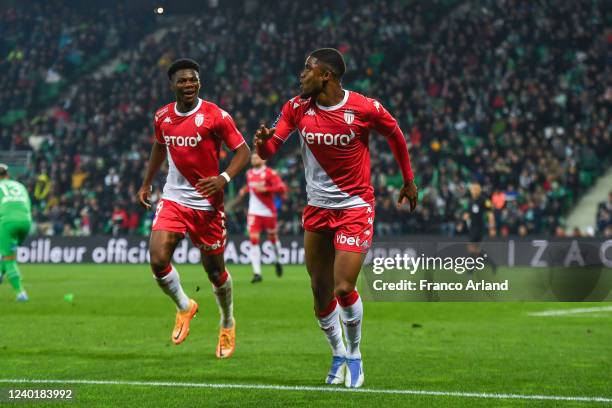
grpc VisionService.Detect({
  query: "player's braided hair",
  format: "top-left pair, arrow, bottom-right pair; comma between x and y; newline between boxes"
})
310,48 -> 346,79
167,58 -> 200,80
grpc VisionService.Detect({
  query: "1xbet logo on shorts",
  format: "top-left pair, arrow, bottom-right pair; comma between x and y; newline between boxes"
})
336,233 -> 370,249
197,239 -> 225,251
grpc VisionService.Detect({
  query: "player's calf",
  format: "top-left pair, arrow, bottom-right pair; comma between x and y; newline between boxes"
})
249,235 -> 262,281
210,269 -> 234,329
268,234 -> 283,277
153,264 -> 191,311
317,299 -> 347,384
2,258 -> 26,298
337,290 -> 363,359
336,291 -> 364,387
151,263 -> 196,345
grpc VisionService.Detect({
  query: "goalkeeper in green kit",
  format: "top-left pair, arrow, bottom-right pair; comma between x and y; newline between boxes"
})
0,164 -> 31,301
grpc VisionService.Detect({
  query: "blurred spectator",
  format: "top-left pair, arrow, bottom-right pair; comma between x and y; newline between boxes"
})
596,192 -> 612,236
110,204 -> 128,237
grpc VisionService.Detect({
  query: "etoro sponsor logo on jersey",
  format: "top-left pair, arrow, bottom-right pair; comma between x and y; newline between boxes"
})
300,127 -> 356,146
163,133 -> 203,147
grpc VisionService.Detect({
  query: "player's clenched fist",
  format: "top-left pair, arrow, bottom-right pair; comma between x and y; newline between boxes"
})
253,124 -> 276,148
196,176 -> 227,197
137,184 -> 152,209
397,180 -> 418,212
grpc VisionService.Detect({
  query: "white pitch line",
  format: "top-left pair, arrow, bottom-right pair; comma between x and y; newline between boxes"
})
528,306 -> 612,317
0,379 -> 611,403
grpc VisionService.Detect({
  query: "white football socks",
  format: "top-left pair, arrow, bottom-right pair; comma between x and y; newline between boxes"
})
339,293 -> 363,359
318,300 -> 347,357
250,243 -> 262,275
271,240 -> 282,263
213,271 -> 234,329
156,264 -> 190,311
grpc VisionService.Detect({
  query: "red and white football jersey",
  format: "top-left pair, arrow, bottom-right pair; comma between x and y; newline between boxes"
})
267,90 -> 412,209
153,98 -> 245,211
244,166 -> 287,216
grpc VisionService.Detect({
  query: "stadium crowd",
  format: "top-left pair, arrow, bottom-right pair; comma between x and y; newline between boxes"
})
0,1 -> 154,130
1,0 -> 610,237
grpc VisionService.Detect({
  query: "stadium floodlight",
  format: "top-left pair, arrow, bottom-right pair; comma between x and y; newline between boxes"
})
154,6 -> 164,14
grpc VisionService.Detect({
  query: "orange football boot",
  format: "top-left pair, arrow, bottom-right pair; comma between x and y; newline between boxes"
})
172,299 -> 198,345
216,319 -> 236,358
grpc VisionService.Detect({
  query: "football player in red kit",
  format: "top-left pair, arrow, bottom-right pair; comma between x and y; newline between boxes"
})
255,49 -> 417,387
138,58 -> 249,358
239,152 -> 288,283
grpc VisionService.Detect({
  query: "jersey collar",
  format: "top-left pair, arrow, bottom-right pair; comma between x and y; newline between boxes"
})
316,89 -> 349,111
174,98 -> 202,117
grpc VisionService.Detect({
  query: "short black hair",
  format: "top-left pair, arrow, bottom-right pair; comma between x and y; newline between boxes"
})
167,58 -> 200,80
310,48 -> 346,78
0,163 -> 7,177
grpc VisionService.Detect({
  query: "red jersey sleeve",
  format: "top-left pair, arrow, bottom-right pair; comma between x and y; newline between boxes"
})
273,99 -> 297,141
154,112 -> 165,145
257,99 -> 297,159
367,98 -> 414,182
367,97 -> 399,136
214,107 -> 246,151
266,169 -> 288,193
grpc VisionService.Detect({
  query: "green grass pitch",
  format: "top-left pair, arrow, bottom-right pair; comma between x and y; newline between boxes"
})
1,264 -> 611,407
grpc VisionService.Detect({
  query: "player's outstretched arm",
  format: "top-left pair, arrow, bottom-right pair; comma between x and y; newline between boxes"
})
196,143 -> 250,197
254,124 -> 280,159
138,141 -> 167,209
255,98 -> 297,158
267,171 -> 288,193
238,185 -> 248,198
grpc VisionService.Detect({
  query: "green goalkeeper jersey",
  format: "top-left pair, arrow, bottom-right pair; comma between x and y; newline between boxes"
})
0,179 -> 32,222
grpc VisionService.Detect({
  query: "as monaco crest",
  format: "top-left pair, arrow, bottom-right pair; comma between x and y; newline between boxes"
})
195,113 -> 204,127
344,110 -> 355,125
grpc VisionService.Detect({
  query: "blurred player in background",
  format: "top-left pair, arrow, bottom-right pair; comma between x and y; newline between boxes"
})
138,59 -> 249,358
0,164 -> 32,301
239,152 -> 288,283
463,182 -> 497,272
255,48 -> 418,388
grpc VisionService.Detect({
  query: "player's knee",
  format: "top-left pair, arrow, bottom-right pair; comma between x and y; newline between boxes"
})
2,259 -> 18,274
207,267 -> 227,287
334,282 -> 356,299
268,232 -> 277,243
150,253 -> 171,277
249,235 -> 260,245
